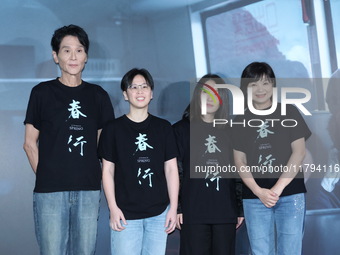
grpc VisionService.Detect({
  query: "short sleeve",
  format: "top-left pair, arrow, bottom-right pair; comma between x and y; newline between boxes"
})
97,87 -> 115,129
24,86 -> 42,130
164,122 -> 179,161
172,120 -> 186,162
231,115 -> 247,152
287,105 -> 312,142
98,120 -> 116,163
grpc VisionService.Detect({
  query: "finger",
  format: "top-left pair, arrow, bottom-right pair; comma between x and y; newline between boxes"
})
116,220 -> 126,231
164,218 -> 170,228
121,216 -> 127,226
166,221 -> 176,234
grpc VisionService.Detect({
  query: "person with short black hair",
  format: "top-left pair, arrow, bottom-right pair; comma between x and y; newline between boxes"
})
23,24 -> 115,255
233,62 -> 311,255
99,68 -> 179,255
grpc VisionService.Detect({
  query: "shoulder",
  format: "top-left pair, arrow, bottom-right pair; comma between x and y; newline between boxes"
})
31,79 -> 57,92
83,81 -> 109,96
279,103 -> 304,118
150,114 -> 172,127
172,118 -> 189,130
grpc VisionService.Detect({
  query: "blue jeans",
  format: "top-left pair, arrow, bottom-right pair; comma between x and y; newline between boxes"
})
33,191 -> 101,255
111,207 -> 169,255
243,193 -> 305,255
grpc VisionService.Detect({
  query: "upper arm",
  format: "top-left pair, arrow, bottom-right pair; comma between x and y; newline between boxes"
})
164,158 -> 178,173
291,137 -> 306,157
233,149 -> 247,167
102,158 -> 115,175
24,124 -> 39,146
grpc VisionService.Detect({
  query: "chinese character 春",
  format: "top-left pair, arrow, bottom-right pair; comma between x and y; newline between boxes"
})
134,133 -> 153,154
256,121 -> 274,139
68,100 -> 87,119
205,135 -> 221,154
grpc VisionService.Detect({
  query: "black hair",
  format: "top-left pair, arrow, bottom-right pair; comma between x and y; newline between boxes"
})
189,74 -> 229,121
121,68 -> 154,91
51,24 -> 89,54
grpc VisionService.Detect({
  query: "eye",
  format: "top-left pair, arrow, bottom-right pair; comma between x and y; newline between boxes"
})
248,83 -> 257,87
142,84 -> 149,89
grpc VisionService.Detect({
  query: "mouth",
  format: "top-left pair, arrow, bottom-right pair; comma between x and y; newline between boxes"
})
255,93 -> 266,98
136,97 -> 145,101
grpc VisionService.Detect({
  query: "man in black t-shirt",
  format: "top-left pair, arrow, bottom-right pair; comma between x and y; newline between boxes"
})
23,25 -> 114,255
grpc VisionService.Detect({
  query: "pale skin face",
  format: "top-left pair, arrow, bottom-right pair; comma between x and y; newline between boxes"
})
248,76 -> 274,110
201,79 -> 220,122
123,74 -> 153,110
52,35 -> 87,80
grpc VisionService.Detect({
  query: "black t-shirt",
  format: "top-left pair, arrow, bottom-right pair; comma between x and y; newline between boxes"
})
24,78 -> 115,192
173,118 -> 238,224
232,104 -> 311,199
98,114 -> 178,220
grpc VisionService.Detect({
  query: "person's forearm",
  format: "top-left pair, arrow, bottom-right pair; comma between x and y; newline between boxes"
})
165,159 -> 179,209
272,138 -> 306,195
23,142 -> 39,173
234,150 -> 261,196
102,161 -> 119,211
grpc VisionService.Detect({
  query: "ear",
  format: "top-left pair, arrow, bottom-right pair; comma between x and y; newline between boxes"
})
52,51 -> 58,64
123,91 -> 129,101
151,90 -> 153,99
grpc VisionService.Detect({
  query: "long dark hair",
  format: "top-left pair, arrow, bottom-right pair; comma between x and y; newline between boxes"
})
188,74 -> 229,121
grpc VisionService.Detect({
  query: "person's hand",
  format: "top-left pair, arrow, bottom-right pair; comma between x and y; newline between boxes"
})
176,214 -> 183,230
236,217 -> 244,229
270,184 -> 284,197
165,207 -> 177,234
255,188 -> 279,208
109,207 -> 127,231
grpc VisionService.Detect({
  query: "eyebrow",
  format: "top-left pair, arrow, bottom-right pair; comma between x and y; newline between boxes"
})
60,45 -> 85,49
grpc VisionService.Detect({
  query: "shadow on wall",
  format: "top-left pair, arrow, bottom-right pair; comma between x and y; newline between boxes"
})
157,81 -> 191,124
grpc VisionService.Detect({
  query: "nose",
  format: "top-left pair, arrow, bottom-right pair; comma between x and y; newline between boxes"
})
70,50 -> 76,60
206,95 -> 214,102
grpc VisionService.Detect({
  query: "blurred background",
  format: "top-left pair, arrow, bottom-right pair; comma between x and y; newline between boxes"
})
1,0 -> 340,254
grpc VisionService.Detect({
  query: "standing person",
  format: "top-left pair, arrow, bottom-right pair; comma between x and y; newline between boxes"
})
23,24 -> 115,255
173,74 -> 243,255
232,62 -> 311,255
98,68 -> 179,255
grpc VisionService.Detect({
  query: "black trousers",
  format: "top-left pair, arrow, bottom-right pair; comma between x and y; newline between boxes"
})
179,223 -> 236,255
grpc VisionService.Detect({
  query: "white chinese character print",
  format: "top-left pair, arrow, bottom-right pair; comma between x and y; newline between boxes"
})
137,168 -> 154,187
134,133 -> 153,154
67,135 -> 87,156
205,171 -> 221,191
68,100 -> 87,119
204,135 -> 221,154
256,121 -> 274,139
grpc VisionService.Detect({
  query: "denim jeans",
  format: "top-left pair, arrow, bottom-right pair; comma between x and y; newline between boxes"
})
243,193 -> 305,255
111,206 -> 169,255
33,191 -> 101,255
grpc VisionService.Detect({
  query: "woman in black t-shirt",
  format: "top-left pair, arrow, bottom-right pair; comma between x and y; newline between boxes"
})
173,74 -> 243,255
99,68 -> 179,255
232,62 -> 311,255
